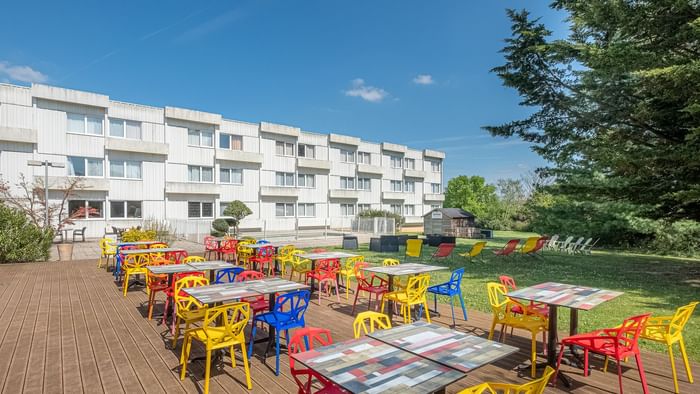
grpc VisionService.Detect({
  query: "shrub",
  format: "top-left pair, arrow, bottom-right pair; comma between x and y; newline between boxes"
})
121,228 -> 156,242
357,209 -> 405,229
222,201 -> 252,235
0,203 -> 53,263
142,217 -> 176,243
211,218 -> 230,237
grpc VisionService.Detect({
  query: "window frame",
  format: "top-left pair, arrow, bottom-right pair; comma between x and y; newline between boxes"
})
109,200 -> 143,219
297,144 -> 315,159
357,177 -> 371,191
67,112 -> 104,136
404,204 -> 415,216
275,171 -> 296,187
68,199 -> 105,219
275,202 -> 296,217
188,201 -> 214,218
297,173 -> 315,188
404,158 -> 416,170
340,176 -> 355,190
390,180 -> 403,192
431,183 -> 442,194
275,141 -> 296,157
339,149 -> 355,163
187,129 -> 215,148
390,155 -> 403,169
297,203 -> 316,217
219,167 -> 243,185
67,156 -> 104,178
390,204 -> 402,215
340,203 -> 356,217
358,203 -> 371,213
219,133 -> 243,150
188,165 -> 214,183
404,180 -> 415,193
357,151 -> 371,165
430,160 -> 442,172
109,118 -> 142,140
109,159 -> 142,180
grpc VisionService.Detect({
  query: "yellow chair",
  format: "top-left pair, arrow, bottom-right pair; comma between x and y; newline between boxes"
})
487,283 -> 548,378
275,245 -> 295,276
383,258 -> 406,289
458,366 -> 555,394
121,254 -> 149,296
184,255 -> 205,263
381,274 -> 431,324
518,237 -> 540,256
288,251 -> 312,282
172,276 -> 209,348
405,239 -> 423,260
97,238 -> 116,268
339,256 -> 364,299
459,241 -> 487,262
237,243 -> 253,268
353,311 -> 392,338
180,302 -> 252,393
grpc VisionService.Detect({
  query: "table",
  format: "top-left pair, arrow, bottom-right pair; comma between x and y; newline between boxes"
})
61,228 -> 74,242
120,247 -> 188,263
363,263 -> 447,320
507,282 -> 623,385
301,252 -> 359,294
291,336 -> 465,394
187,260 -> 236,282
368,321 -> 518,373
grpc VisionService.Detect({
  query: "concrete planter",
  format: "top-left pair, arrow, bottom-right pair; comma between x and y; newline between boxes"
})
57,243 -> 74,261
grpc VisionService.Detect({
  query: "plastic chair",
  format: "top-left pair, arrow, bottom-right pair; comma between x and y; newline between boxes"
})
214,266 -> 245,284
554,314 -> 652,394
382,258 -> 405,289
257,239 -> 270,244
498,276 -> 549,320
518,237 -> 540,256
338,256 -> 364,300
218,239 -> 238,262
235,270 -> 268,320
458,366 -> 555,394
249,245 -> 275,276
634,302 -> 698,393
381,274 -> 431,324
249,289 -> 311,375
352,261 -> 389,315
121,254 -> 149,296
180,302 -> 252,393
237,242 -> 254,267
171,276 -> 209,348
288,251 -> 311,282
203,236 -> 220,260
114,244 -> 137,280
305,258 -> 340,305
431,243 -> 455,261
494,239 -> 520,258
275,245 -> 295,276
97,238 -> 116,268
487,282 -> 547,378
288,327 -> 344,394
311,248 -> 327,253
427,268 -> 468,326
162,271 -> 206,330
146,257 -> 170,319
459,241 -> 487,262
184,255 -> 205,263
353,311 -> 392,338
404,239 -> 423,260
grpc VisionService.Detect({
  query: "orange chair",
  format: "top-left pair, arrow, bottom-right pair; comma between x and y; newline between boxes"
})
146,257 -> 170,319
494,239 -> 520,258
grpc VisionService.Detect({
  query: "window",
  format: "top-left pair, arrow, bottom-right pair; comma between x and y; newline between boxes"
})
275,172 -> 295,187
340,176 -> 355,190
357,178 -> 371,191
431,204 -> 441,210
219,168 -> 243,184
297,174 -> 315,188
110,201 -> 142,218
67,156 -> 103,177
404,204 -> 415,216
67,113 -> 103,135
357,151 -> 371,165
297,144 -> 315,158
404,180 -> 415,193
390,204 -> 402,215
390,155 -> 403,169
431,183 -> 442,193
340,149 -> 355,163
188,201 -> 214,218
188,129 -> 214,147
68,200 -> 104,219
275,141 -> 295,156
109,160 -> 142,179
109,118 -> 141,139
275,203 -> 295,217
358,204 -> 371,213
404,158 -> 415,170
340,203 -> 355,216
219,134 -> 243,150
298,203 -> 315,217
431,160 -> 442,172
390,180 -> 403,192
188,166 -> 214,182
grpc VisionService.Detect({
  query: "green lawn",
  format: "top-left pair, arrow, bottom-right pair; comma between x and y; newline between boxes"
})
314,231 -> 700,361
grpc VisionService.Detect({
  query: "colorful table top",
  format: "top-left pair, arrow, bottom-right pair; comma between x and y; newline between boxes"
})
291,336 -> 465,394
184,278 -> 308,304
117,241 -> 162,246
240,278 -> 309,294
368,322 -> 518,373
186,261 -> 235,270
146,264 -> 201,274
507,282 -> 623,311
363,263 -> 447,276
120,247 -> 186,255
302,251 -> 359,260
247,242 -> 290,249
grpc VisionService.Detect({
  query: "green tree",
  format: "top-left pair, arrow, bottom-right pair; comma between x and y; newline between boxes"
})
0,203 -> 54,263
486,2 -> 700,222
444,176 -> 499,226
222,200 -> 252,236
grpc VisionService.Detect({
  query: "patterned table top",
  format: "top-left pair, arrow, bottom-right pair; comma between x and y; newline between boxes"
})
186,261 -> 235,270
363,263 -> 447,276
146,264 -> 201,274
368,322 -> 518,373
291,336 -> 464,394
184,278 -> 308,304
239,278 -> 309,294
507,282 -> 624,311
302,251 -> 359,260
120,247 -> 186,255
117,241 -> 162,246
247,242 -> 290,249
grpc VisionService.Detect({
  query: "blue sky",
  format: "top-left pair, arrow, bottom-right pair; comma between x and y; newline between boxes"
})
0,1 -> 567,184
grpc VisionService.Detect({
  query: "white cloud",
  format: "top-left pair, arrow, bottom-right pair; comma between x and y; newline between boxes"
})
0,61 -> 48,83
343,78 -> 389,103
412,74 -> 434,85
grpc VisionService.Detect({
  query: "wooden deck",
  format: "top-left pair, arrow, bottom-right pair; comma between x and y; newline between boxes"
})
0,259 -> 696,393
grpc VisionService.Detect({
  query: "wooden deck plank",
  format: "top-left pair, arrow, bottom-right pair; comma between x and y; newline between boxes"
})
43,263 -> 64,393
23,264 -> 52,393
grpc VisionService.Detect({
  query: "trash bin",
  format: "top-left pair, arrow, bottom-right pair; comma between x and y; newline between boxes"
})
342,234 -> 359,250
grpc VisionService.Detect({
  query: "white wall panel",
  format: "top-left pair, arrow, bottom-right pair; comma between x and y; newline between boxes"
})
66,134 -> 105,158
0,103 -> 34,129
0,84 -> 32,106
35,108 -> 67,154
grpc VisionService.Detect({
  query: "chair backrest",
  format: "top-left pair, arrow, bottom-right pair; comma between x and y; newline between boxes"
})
204,236 -> 219,251
533,237 -> 548,252
173,276 -> 209,311
561,236 -> 574,247
469,241 -> 487,257
571,237 -> 584,247
238,243 -> 253,253
215,267 -> 245,284
521,237 -> 539,252
667,301 -> 699,338
383,258 -> 400,266
615,313 -> 652,355
316,258 -> 340,275
254,245 -> 275,259
498,275 -> 517,291
151,243 -> 168,248
172,271 -> 205,284
122,253 -> 148,269
99,238 -> 116,253
278,245 -> 295,257
405,274 -> 431,303
288,327 -> 333,366
184,256 -> 205,263
447,268 -> 465,292
433,243 -> 455,258
353,311 -> 392,338
405,239 -> 423,258
511,366 -> 555,394
219,239 -> 238,252
344,255 -> 364,270
236,270 -> 264,281
353,261 -> 370,282
487,283 -> 510,315
257,239 -> 270,244
502,239 -> 520,253
547,235 -> 559,247
274,289 -> 311,325
581,237 -> 593,247
202,302 -> 250,340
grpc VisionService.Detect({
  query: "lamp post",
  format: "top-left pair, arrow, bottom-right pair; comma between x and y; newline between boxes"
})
27,160 -> 65,228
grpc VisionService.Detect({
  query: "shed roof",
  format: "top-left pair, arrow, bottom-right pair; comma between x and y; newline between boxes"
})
424,208 -> 475,219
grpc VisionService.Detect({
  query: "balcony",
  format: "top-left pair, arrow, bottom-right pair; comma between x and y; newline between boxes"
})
424,193 -> 445,202
381,142 -> 407,153
165,182 -> 219,195
328,133 -> 360,146
260,186 -> 299,198
329,189 -> 360,199
0,126 -> 37,144
216,149 -> 263,164
356,163 -> 383,176
404,169 -> 426,179
165,106 -> 221,125
106,138 -> 168,156
297,158 -> 331,171
41,176 -> 110,191
423,149 -> 446,159
259,121 -> 300,137
381,191 -> 405,201
32,83 -> 109,107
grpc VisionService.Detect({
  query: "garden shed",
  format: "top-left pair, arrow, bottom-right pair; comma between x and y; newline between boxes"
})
423,208 -> 480,238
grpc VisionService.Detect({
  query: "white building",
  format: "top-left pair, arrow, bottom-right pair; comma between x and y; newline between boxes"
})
0,83 -> 445,237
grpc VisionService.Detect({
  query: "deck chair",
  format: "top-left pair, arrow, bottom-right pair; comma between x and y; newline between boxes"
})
494,239 -> 519,258
404,239 -> 423,261
430,243 -> 455,261
557,236 -> 574,252
579,238 -> 599,255
567,237 -> 584,254
518,237 -> 539,256
574,237 -> 593,254
546,235 -> 559,250
459,241 -> 487,262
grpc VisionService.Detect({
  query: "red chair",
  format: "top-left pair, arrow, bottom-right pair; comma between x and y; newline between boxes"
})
351,261 -> 389,315
305,258 -> 340,305
494,239 -> 520,257
553,313 -> 652,394
498,275 -> 549,317
249,245 -> 276,276
311,248 -> 327,253
431,243 -> 455,261
236,270 -> 268,320
146,257 -> 170,320
203,236 -> 221,260
288,327 -> 345,394
218,238 -> 238,263
162,271 -> 205,331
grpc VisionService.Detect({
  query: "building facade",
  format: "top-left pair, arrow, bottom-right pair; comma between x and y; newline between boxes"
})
0,83 -> 445,237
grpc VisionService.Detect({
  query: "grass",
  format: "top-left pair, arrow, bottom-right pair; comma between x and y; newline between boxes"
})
311,230 -> 700,361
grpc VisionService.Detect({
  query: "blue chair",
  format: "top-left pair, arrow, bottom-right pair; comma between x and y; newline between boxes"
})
426,267 -> 467,326
215,267 -> 245,284
248,289 -> 310,375
257,239 -> 270,244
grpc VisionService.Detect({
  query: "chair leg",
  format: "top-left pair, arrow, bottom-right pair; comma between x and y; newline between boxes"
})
530,332 -> 537,378
635,353 -> 650,394
584,349 -> 589,377
122,272 -> 130,297
248,324 -> 257,358
275,331 -> 281,376
352,288 -> 361,315
241,342 -> 252,389
204,349 -> 212,394
488,318 -> 497,340
179,335 -> 190,380
458,291 -> 468,320
617,359 -> 625,394
668,344 -> 679,393
552,343 -> 567,386
449,296 -> 456,326
423,300 -> 431,323
679,337 -> 694,383
335,281 -> 340,302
